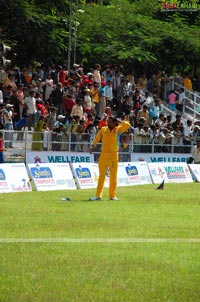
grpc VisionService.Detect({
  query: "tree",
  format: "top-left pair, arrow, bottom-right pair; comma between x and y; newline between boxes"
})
0,0 -> 70,66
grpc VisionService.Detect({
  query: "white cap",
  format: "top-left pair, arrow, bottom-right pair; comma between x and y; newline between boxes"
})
57,115 -> 65,119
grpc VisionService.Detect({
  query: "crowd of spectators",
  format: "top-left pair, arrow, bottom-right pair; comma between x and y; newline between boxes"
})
0,63 -> 200,153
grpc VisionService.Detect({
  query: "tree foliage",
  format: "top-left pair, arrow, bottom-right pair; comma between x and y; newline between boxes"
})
0,0 -> 200,74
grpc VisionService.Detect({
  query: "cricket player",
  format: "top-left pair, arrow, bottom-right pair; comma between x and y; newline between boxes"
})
89,116 -> 130,200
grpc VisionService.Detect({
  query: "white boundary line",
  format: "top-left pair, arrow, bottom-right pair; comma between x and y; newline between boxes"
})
1,238 -> 200,243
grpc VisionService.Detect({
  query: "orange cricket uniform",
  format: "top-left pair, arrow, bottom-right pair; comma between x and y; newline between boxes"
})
92,120 -> 130,199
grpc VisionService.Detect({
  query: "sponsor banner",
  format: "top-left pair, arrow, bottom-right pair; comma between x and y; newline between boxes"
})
26,151 -> 94,164
28,163 -> 76,191
148,162 -> 193,184
117,162 -> 152,186
71,163 -> 109,189
131,153 -> 191,163
72,162 -> 152,189
0,163 -> 31,193
188,164 -> 200,182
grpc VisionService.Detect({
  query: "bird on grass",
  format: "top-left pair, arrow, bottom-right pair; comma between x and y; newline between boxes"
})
156,180 -> 165,190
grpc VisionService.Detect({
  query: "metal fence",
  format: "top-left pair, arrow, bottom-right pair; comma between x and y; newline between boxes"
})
174,82 -> 200,121
2,129 -> 193,164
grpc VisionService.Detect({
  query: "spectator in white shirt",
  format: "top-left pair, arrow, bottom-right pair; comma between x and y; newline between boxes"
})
24,90 -> 37,130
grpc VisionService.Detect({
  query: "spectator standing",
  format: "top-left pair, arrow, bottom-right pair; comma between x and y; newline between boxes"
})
15,84 -> 25,119
50,82 -> 64,115
172,125 -> 184,153
177,88 -> 185,113
133,122 -> 146,152
84,89 -> 92,111
43,123 -> 50,151
3,104 -> 14,148
15,114 -> 29,141
183,73 -> 192,91
23,65 -> 33,86
0,132 -> 7,163
24,90 -> 37,130
112,69 -> 123,109
91,83 -> 100,115
104,80 -> 113,107
98,81 -> 106,118
93,64 -> 101,87
3,74 -> 17,91
70,98 -> 84,119
132,89 -> 145,111
151,71 -> 162,96
192,125 -> 200,145
43,79 -> 54,103
168,90 -> 177,111
183,119 -> 193,153
58,66 -> 67,85
31,116 -> 45,151
46,106 -> 57,130
62,94 -> 76,119
149,97 -> 162,122
136,104 -> 151,127
137,73 -> 147,91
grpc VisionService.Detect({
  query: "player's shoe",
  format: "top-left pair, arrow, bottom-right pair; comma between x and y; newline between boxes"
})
110,197 -> 119,200
89,197 -> 101,201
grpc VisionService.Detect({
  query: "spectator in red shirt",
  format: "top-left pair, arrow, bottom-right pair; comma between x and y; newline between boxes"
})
0,132 -> 7,163
62,94 -> 76,118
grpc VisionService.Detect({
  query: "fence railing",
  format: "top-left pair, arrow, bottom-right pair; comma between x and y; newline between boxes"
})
2,129 -> 194,164
173,81 -> 200,120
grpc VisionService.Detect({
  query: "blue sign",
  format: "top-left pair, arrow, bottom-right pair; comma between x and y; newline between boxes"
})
31,167 -> 53,179
125,165 -> 138,176
75,167 -> 91,178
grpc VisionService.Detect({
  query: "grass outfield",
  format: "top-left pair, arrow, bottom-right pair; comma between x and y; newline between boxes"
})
1,183 -> 200,302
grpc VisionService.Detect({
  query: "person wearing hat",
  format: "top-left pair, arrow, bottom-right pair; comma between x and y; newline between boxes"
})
44,78 -> 54,103
84,88 -> 92,110
192,138 -> 200,164
54,114 -> 66,129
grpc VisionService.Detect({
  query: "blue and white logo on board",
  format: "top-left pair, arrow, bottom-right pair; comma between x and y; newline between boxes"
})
75,165 -> 91,178
0,169 -> 6,180
125,164 -> 138,176
30,166 -> 53,179
28,163 -> 76,191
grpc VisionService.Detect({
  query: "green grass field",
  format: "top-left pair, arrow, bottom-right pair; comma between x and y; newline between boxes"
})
1,183 -> 200,302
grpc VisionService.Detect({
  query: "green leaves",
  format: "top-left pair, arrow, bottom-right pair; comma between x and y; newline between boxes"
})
1,0 -> 200,71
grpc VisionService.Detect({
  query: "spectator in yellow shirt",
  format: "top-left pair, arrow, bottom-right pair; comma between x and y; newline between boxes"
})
183,73 -> 192,91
